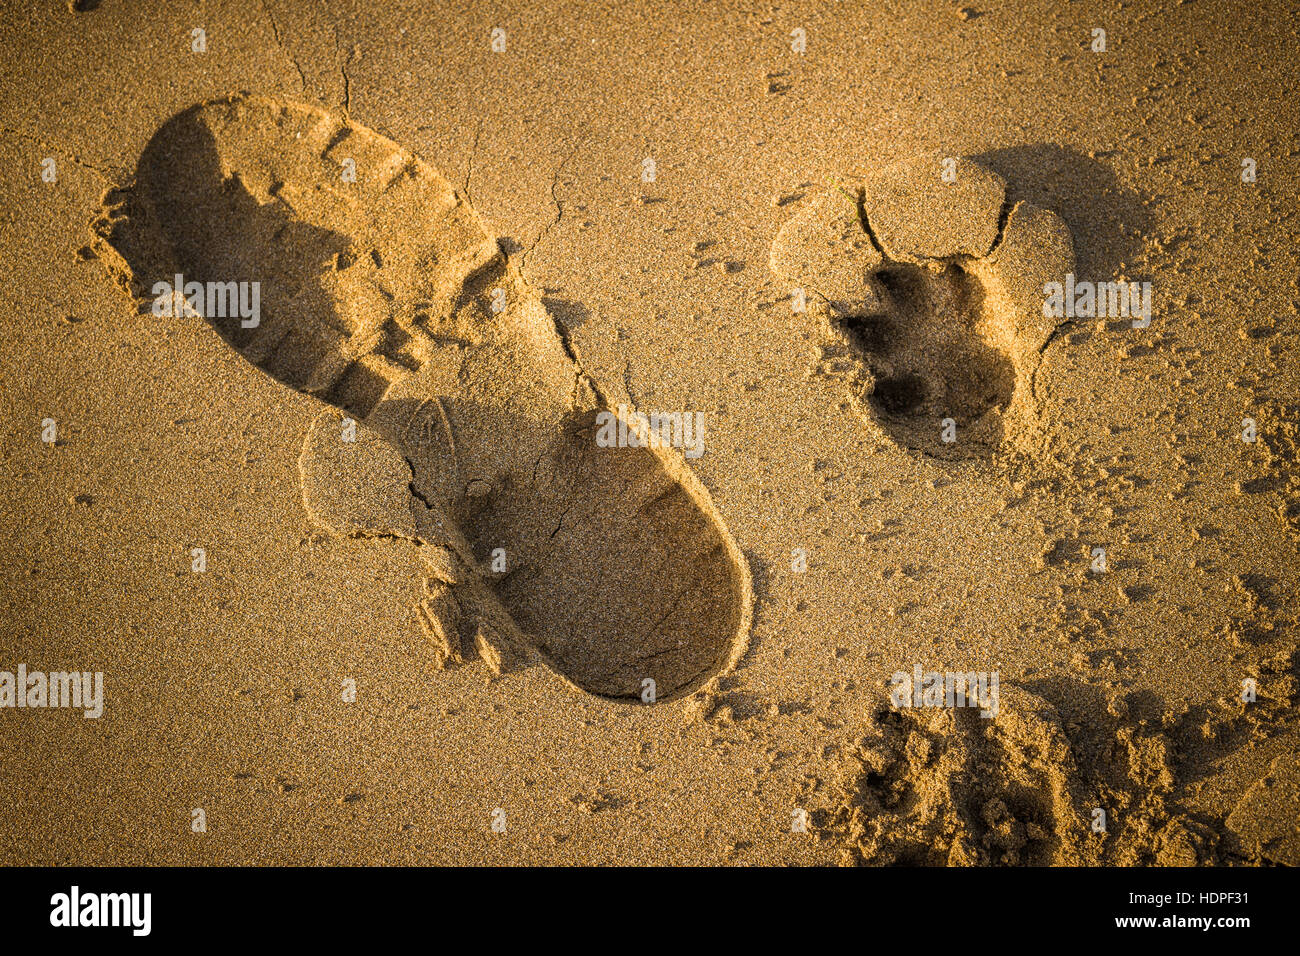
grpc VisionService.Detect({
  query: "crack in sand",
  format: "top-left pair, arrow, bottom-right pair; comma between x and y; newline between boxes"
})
521,134 -> 593,274
515,136 -> 606,408
403,459 -> 437,513
330,25 -> 354,113
522,158 -> 570,271
1,125 -> 115,184
1030,319 -> 1075,401
259,0 -> 309,95
463,118 -> 483,205
856,188 -> 887,257
986,192 -> 1015,257
342,54 -> 353,113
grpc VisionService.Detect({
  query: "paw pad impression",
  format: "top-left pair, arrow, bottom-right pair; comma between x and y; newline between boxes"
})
772,154 -> 1075,460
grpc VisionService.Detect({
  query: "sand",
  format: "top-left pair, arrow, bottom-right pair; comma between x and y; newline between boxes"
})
0,0 -> 1296,866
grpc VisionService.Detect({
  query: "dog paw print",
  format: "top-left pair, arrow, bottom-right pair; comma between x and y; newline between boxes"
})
771,154 -> 1075,460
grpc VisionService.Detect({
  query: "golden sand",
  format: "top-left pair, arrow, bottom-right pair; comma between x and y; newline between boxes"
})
0,1 -> 1296,865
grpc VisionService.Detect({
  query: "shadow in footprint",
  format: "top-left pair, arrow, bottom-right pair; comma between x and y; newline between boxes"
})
98,113 -> 374,411
383,396 -> 751,700
540,296 -> 591,332
973,145 -> 1153,281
